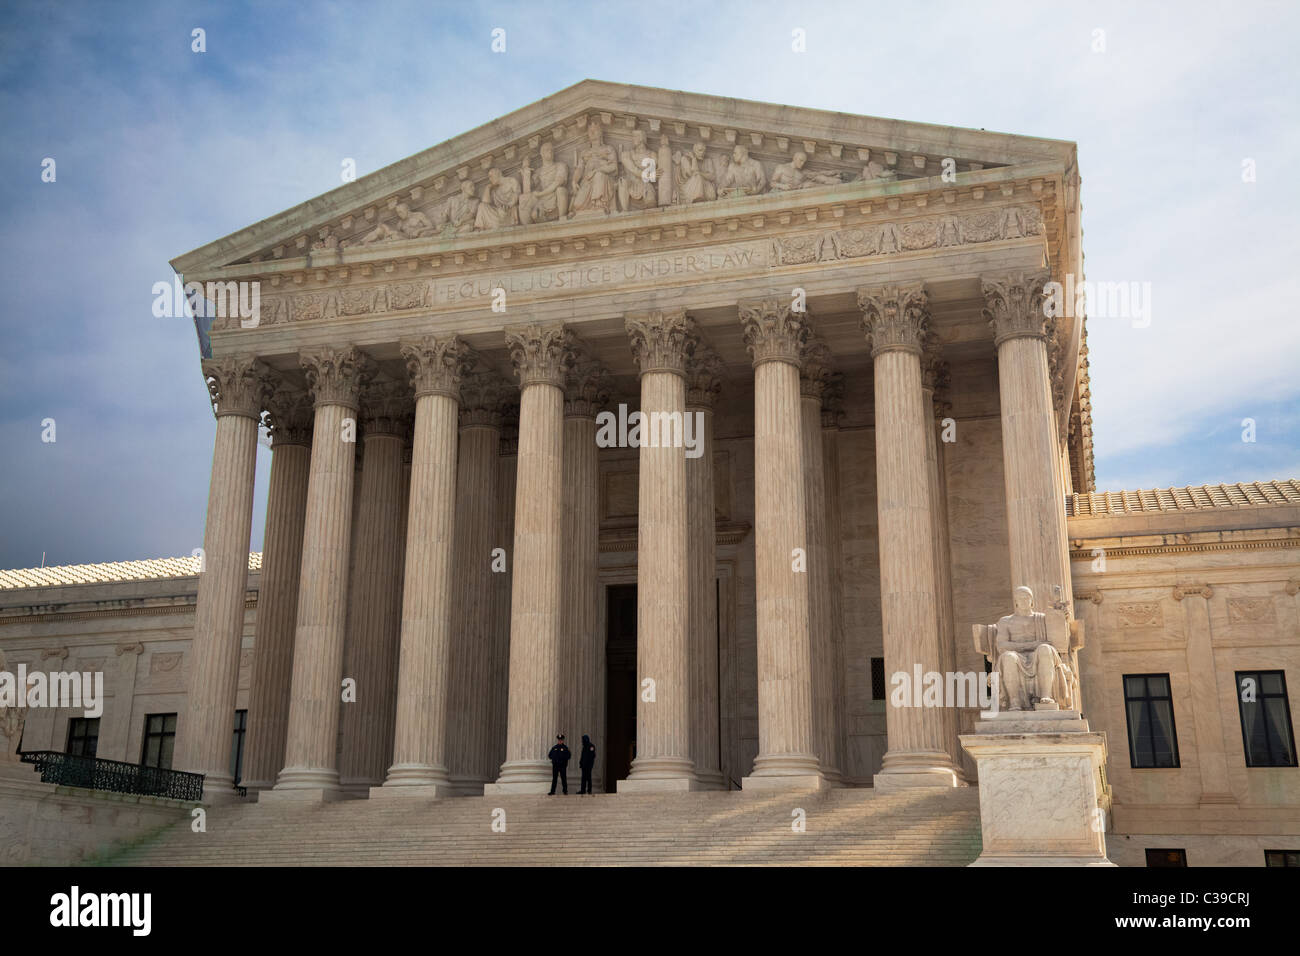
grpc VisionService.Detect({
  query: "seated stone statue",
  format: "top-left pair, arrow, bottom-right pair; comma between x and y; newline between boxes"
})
973,586 -> 1081,712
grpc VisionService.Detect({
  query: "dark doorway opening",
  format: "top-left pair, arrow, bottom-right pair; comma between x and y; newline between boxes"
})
605,584 -> 637,790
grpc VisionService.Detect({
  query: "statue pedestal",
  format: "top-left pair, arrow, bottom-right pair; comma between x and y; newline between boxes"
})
960,712 -> 1114,866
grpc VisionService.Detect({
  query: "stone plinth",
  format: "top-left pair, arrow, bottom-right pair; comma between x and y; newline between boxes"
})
961,712 -> 1114,866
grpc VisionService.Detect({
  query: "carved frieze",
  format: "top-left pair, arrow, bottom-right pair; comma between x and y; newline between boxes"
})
1226,597 -> 1276,625
1114,602 -> 1163,628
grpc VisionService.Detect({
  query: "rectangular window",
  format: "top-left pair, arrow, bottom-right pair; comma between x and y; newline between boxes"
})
66,717 -> 100,758
141,713 -> 177,769
870,657 -> 885,700
1236,670 -> 1297,768
1265,850 -> 1300,867
1123,674 -> 1180,768
230,709 -> 247,785
1145,848 -> 1187,867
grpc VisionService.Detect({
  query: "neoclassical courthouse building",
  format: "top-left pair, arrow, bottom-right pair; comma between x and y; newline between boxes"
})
2,82 -> 1297,866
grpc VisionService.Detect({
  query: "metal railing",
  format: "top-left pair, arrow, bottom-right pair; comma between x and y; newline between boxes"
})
19,751 -> 204,802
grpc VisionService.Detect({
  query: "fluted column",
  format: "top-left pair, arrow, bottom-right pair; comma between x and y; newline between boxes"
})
620,310 -> 698,791
446,372 -> 508,794
800,341 -> 843,786
338,378 -> 410,795
242,385 -> 312,793
921,354 -> 965,774
177,356 -> 269,798
857,284 -> 960,789
983,272 -> 1073,611
820,378 -> 851,782
486,324 -> 572,793
686,346 -> 725,790
269,347 -> 372,799
561,357 -> 609,791
374,336 -> 474,798
738,299 -> 822,789
490,405 -> 519,779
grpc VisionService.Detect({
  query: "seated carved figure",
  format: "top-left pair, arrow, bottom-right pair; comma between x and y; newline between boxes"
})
973,586 -> 1082,712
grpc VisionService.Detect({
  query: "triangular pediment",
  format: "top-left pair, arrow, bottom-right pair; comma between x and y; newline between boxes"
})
172,80 -> 1076,277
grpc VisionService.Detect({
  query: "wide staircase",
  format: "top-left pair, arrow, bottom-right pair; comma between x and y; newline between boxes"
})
106,786 -> 982,866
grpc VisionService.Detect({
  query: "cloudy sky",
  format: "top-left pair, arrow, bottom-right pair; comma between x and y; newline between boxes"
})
0,0 -> 1296,570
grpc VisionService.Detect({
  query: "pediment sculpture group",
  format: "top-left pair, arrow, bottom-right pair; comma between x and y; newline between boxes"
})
313,122 -> 902,252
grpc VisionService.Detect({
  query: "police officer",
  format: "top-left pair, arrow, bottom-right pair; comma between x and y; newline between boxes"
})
578,734 -> 597,795
547,734 -> 571,795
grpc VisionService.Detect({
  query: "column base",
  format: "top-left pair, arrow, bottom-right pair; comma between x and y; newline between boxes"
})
874,749 -> 962,791
368,783 -> 454,802
818,766 -> 847,788
379,762 -> 453,790
262,766 -> 344,803
484,759 -> 553,794
743,752 -> 825,791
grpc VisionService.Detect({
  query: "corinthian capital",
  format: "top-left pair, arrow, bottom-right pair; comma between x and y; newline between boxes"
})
856,283 -> 929,356
359,376 -> 413,437
459,370 -> 511,429
799,339 -> 836,403
686,343 -> 724,410
982,271 -> 1052,346
264,383 -> 314,446
202,355 -> 272,420
625,309 -> 697,377
504,322 -> 573,388
565,357 -> 613,419
738,298 -> 809,367
300,346 -> 375,410
400,335 -> 475,400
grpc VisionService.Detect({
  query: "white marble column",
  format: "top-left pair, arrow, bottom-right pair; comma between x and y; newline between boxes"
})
857,284 -> 960,790
738,299 -> 822,790
267,347 -> 372,801
921,355 -> 965,774
373,336 -> 473,799
561,357 -> 609,792
799,341 -> 844,786
338,378 -> 410,795
446,371 -> 507,794
621,310 -> 698,792
820,379 -> 852,784
486,324 -> 572,793
177,356 -> 268,798
490,405 -> 519,780
686,345 -> 725,790
982,272 -> 1073,610
242,386 -> 312,793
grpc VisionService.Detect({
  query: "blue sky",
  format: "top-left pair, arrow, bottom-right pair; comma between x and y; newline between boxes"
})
1,0 -> 1297,569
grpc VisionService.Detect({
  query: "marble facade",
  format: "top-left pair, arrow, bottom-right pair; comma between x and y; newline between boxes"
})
1,83 -> 1296,865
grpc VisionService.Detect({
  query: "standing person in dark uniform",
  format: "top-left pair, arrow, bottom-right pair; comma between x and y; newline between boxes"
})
547,734 -> 571,795
578,734 -> 597,795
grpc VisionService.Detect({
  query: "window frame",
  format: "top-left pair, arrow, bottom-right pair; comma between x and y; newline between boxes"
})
140,712 -> 178,770
1235,670 -> 1298,769
65,716 -> 100,758
1122,672 -> 1181,769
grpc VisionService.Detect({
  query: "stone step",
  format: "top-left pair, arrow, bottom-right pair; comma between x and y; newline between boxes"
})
109,788 -> 982,866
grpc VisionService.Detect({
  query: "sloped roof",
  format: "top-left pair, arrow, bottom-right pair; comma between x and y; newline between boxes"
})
1066,480 -> 1300,518
0,553 -> 262,590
